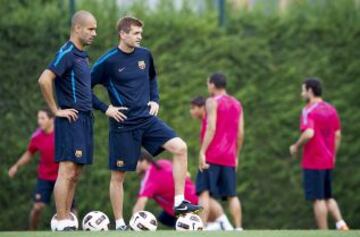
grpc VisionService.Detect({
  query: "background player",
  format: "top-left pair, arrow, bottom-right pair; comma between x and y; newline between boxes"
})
190,73 -> 244,230
289,78 -> 349,230
8,109 -> 56,230
133,150 -> 233,230
91,16 -> 201,230
8,109 -> 76,230
38,10 -> 97,231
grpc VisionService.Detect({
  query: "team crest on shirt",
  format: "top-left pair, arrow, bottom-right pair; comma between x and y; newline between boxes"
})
35,194 -> 41,200
75,150 -> 83,158
138,60 -> 146,70
117,160 -> 125,167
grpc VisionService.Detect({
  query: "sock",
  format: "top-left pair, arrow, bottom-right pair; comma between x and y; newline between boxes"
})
205,222 -> 222,231
336,220 -> 347,229
216,214 -> 234,230
235,227 -> 244,231
116,218 -> 126,229
174,195 -> 185,207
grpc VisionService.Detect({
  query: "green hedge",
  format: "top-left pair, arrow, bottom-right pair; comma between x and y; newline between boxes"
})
1,0 -> 359,230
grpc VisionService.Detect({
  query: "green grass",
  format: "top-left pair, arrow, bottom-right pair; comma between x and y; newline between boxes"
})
0,231 -> 359,237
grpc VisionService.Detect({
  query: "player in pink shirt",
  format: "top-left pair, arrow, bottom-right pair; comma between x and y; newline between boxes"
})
190,72 -> 244,230
290,78 -> 349,230
8,108 -> 75,230
133,150 -> 234,230
8,109 -> 57,229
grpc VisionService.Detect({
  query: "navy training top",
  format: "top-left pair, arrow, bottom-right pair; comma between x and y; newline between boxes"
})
91,47 -> 159,129
48,41 -> 92,111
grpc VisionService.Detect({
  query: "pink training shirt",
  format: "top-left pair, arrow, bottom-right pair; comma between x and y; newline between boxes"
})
138,159 -> 198,216
27,128 -> 58,181
300,101 -> 341,170
201,95 -> 242,167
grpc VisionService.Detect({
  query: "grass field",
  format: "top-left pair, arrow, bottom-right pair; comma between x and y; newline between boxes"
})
0,230 -> 359,237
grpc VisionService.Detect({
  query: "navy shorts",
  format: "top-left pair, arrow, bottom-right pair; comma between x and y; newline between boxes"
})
158,211 -> 177,228
33,178 -> 76,208
109,117 -> 177,171
55,111 -> 93,165
303,169 -> 333,201
196,163 -> 237,199
33,178 -> 56,204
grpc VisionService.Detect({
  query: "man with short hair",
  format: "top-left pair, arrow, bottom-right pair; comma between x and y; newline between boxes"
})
38,10 -> 97,231
191,72 -> 244,230
91,16 -> 201,230
290,78 -> 349,230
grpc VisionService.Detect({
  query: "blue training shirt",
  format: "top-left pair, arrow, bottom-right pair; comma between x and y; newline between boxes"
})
91,47 -> 159,128
48,41 -> 92,111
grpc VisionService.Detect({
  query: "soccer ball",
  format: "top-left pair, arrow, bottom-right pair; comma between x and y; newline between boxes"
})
82,211 -> 110,231
176,213 -> 203,231
50,212 -> 79,231
129,211 -> 158,231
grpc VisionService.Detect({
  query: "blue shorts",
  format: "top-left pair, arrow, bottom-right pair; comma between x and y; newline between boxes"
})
158,211 -> 177,228
55,111 -> 93,165
33,178 -> 56,204
196,163 -> 237,200
33,178 -> 76,208
303,169 -> 333,201
109,117 -> 177,171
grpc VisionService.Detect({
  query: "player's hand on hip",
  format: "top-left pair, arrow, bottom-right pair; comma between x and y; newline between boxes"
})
198,152 -> 210,172
8,165 -> 18,178
106,105 -> 128,122
289,144 -> 298,158
148,101 -> 159,116
56,108 -> 78,122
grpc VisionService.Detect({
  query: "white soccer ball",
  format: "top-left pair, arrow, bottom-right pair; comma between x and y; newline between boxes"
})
129,211 -> 158,231
82,211 -> 110,231
176,213 -> 203,231
50,212 -> 79,231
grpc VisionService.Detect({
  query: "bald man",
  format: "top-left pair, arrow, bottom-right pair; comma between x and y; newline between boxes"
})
38,10 -> 97,231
